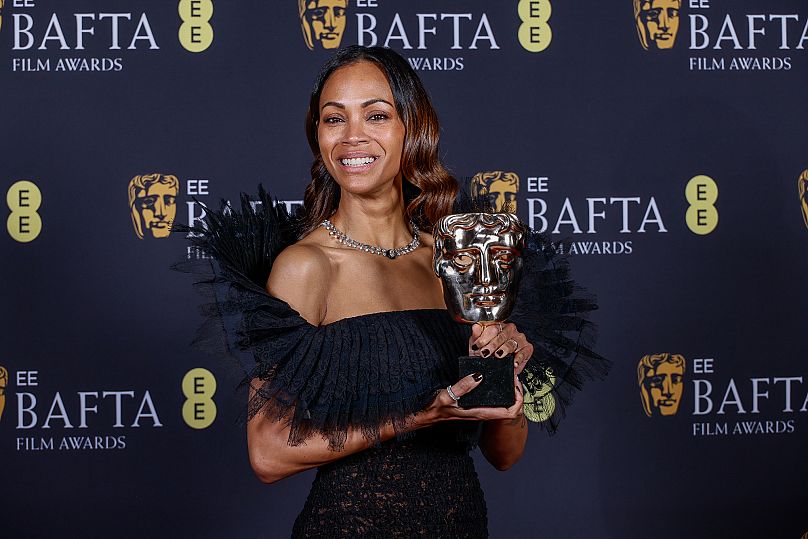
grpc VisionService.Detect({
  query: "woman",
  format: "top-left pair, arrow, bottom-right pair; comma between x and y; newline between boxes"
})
185,45 -> 602,538
257,45 -> 532,536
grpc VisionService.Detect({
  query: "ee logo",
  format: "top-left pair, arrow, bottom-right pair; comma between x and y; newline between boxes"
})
182,367 -> 217,429
518,0 -> 552,53
6,180 -> 42,243
179,0 -> 214,53
686,175 -> 718,235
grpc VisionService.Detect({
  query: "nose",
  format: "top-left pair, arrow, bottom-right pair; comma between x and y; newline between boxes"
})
342,118 -> 368,146
324,9 -> 335,30
658,10 -> 670,31
474,255 -> 493,286
662,376 -> 673,397
494,193 -> 505,212
154,196 -> 166,218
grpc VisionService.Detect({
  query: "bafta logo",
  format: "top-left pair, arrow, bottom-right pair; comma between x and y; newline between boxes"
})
634,0 -> 681,50
471,171 -> 519,213
799,169 -> 808,230
0,366 -> 8,421
299,0 -> 348,50
128,173 -> 180,239
638,353 -> 685,417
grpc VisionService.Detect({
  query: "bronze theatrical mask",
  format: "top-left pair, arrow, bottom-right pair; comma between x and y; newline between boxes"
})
638,353 -> 686,417
128,173 -> 179,239
798,169 -> 808,229
299,0 -> 348,50
0,365 -> 7,421
634,0 -> 681,51
433,212 -> 527,407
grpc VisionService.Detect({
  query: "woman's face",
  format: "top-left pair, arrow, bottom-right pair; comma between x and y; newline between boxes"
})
317,61 -> 406,196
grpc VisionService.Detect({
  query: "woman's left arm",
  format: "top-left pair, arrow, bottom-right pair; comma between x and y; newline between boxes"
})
470,322 -> 534,471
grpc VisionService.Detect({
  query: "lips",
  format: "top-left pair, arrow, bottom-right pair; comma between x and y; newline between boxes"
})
340,156 -> 377,167
336,153 -> 379,172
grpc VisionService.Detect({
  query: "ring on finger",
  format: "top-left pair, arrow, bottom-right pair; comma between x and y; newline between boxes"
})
446,385 -> 460,404
497,323 -> 504,333
506,338 -> 519,351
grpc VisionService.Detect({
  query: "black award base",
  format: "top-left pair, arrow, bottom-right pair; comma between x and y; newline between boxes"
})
457,355 -> 516,408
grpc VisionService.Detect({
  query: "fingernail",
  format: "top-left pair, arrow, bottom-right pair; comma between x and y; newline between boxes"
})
481,349 -> 490,357
471,344 -> 479,351
473,372 -> 483,382
496,349 -> 504,357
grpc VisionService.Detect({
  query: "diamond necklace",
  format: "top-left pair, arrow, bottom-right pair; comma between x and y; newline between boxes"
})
321,219 -> 420,259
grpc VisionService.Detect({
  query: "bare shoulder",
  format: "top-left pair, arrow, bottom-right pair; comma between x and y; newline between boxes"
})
267,235 -> 332,325
269,242 -> 331,284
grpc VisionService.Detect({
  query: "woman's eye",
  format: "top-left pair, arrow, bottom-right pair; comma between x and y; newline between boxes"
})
368,113 -> 388,121
323,117 -> 343,124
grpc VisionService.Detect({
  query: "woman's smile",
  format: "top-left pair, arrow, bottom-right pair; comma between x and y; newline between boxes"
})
337,152 -> 379,172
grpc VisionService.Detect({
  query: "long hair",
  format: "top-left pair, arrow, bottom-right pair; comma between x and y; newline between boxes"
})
300,45 -> 457,236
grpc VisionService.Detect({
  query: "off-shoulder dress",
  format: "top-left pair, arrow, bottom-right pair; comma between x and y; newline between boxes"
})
178,188 -> 607,538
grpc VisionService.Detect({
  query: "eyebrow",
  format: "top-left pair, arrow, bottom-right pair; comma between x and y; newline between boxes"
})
321,98 -> 394,111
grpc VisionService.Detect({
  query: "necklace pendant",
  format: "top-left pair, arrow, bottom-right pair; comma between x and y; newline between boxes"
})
386,249 -> 396,259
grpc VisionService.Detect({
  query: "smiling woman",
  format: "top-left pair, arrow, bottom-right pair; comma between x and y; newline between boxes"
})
299,46 -> 456,237
185,46 -> 551,538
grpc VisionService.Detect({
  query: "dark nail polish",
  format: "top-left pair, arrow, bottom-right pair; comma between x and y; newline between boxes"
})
496,349 -> 504,357
481,349 -> 490,357
471,344 -> 478,351
473,372 -> 483,382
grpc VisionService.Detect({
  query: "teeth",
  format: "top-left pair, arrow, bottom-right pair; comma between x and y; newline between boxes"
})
340,157 -> 376,166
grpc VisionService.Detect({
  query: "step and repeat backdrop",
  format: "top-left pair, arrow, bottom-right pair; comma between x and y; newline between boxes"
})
2,0 -> 807,537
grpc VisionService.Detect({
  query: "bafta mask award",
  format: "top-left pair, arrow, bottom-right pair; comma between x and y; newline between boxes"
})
433,213 -> 527,408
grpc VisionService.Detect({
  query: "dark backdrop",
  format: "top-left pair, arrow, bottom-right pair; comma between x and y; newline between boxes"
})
2,1 -> 807,537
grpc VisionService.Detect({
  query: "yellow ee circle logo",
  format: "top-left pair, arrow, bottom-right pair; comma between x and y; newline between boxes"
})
518,0 -> 553,53
685,175 -> 718,235
179,0 -> 214,53
523,367 -> 556,423
182,367 -> 217,429
6,180 -> 42,243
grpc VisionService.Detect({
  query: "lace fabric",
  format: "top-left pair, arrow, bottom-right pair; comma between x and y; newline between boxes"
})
293,434 -> 487,538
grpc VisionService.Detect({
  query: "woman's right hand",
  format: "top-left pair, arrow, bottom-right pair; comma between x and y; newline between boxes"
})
415,372 -> 525,426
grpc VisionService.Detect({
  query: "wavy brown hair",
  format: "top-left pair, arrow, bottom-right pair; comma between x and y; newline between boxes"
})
300,45 -> 457,236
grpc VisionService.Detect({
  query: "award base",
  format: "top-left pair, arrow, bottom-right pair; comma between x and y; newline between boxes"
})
457,355 -> 516,408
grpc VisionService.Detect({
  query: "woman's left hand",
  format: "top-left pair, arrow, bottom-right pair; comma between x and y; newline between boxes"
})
469,322 -> 534,375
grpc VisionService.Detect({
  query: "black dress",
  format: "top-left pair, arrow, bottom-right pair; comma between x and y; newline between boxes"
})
177,187 -> 607,538
289,310 -> 488,538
